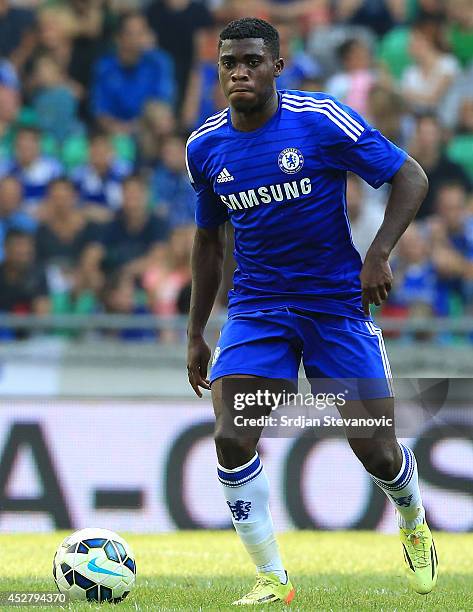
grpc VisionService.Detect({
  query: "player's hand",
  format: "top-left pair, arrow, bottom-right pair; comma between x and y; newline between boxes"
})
360,251 -> 393,316
187,335 -> 212,397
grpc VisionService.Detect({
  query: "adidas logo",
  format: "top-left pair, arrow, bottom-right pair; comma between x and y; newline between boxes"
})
217,168 -> 234,183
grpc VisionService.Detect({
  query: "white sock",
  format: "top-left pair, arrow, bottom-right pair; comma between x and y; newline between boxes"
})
369,443 -> 425,530
218,452 -> 287,584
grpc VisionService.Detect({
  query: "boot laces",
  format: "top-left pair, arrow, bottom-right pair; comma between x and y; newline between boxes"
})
407,531 -> 429,567
246,575 -> 276,599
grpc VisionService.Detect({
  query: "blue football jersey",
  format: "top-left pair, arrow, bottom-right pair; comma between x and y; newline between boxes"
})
186,90 -> 407,319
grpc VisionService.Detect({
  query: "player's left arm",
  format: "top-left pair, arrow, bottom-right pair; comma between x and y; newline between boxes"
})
316,95 -> 429,315
361,156 -> 428,315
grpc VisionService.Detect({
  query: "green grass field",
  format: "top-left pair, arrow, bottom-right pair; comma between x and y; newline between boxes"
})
1,531 -> 472,611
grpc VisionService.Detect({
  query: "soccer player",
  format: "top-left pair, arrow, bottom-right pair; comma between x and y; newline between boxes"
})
186,18 -> 437,605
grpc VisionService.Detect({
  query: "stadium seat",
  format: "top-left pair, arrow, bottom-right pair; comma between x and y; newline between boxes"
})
41,133 -> 57,157
61,135 -> 89,171
112,134 -> 136,164
447,136 -> 473,181
377,27 -> 412,80
51,290 -> 97,337
406,0 -> 419,21
17,106 -> 38,127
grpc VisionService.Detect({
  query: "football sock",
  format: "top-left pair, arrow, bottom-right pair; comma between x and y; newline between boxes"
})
369,443 -> 425,529
218,452 -> 287,584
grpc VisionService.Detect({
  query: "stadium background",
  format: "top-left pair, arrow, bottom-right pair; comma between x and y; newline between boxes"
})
0,0 -> 472,536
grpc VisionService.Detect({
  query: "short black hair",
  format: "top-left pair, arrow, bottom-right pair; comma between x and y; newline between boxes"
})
122,173 -> 145,189
5,228 -> 32,244
219,18 -> 280,59
415,110 -> 440,124
437,180 -> 468,194
0,175 -> 21,186
47,177 -> 75,192
116,11 -> 146,36
103,269 -> 131,295
89,127 -> 111,143
338,39 -> 362,62
16,125 -> 40,138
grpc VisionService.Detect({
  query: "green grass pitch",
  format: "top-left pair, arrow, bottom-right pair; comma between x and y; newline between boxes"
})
1,531 -> 472,610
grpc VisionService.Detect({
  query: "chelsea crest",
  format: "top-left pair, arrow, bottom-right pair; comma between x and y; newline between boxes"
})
278,148 -> 304,174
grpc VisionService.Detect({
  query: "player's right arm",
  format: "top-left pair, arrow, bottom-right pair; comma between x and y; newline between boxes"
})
187,225 -> 226,397
185,135 -> 229,397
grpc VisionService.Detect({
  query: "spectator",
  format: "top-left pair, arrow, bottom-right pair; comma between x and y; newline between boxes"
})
427,182 -> 473,313
0,0 -> 470,340
144,224 -> 193,316
276,22 -> 322,92
216,0 -> 270,23
30,53 -> 83,144
440,57 -> 473,131
326,38 -> 376,115
0,176 -> 36,261
457,96 -> 473,135
366,84 -> 409,147
402,20 -> 461,115
446,0 -> 473,68
0,125 -> 63,212
35,178 -> 100,274
25,8 -> 81,100
34,177 -> 104,319
0,0 -> 37,71
267,0 -> 330,30
413,0 -> 445,21
0,60 -> 21,163
143,223 -> 192,341
101,270 -> 155,341
93,174 -> 169,277
176,280 -> 191,314
151,136 -> 196,229
0,228 -> 49,316
181,27 -> 222,131
137,101 -> 177,166
91,11 -> 175,134
435,182 -> 473,247
387,224 -> 440,318
72,130 -> 132,222
51,0 -> 111,108
334,0 -> 405,37
346,172 -> 384,260
298,75 -> 325,94
408,113 -> 472,218
442,90 -> 473,181
146,0 -> 214,110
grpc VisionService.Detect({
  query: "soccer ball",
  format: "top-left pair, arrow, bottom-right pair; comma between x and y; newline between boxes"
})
53,528 -> 136,603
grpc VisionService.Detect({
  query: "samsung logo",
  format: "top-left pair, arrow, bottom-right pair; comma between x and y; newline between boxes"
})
220,178 -> 312,210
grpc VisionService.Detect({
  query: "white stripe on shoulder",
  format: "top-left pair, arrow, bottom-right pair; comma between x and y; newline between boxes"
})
281,103 -> 359,142
184,141 -> 194,183
282,95 -> 363,137
186,114 -> 227,182
187,118 -> 228,146
283,93 -> 365,134
204,108 -> 228,124
193,109 -> 228,136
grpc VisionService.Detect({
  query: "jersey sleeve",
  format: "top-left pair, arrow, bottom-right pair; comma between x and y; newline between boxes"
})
185,140 -> 229,229
316,97 -> 407,189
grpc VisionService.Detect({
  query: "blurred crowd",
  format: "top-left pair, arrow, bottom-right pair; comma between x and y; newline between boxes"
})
0,0 -> 472,340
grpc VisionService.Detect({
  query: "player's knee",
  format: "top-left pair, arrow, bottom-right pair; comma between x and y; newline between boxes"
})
351,440 -> 401,480
214,429 -> 256,469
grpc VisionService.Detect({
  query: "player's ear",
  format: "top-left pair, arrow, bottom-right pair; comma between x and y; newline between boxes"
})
274,58 -> 284,78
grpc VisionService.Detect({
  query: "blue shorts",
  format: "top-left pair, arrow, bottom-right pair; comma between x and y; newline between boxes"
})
210,308 -> 393,400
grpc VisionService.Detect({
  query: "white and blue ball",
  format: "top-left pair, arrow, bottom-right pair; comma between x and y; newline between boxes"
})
53,528 -> 136,603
